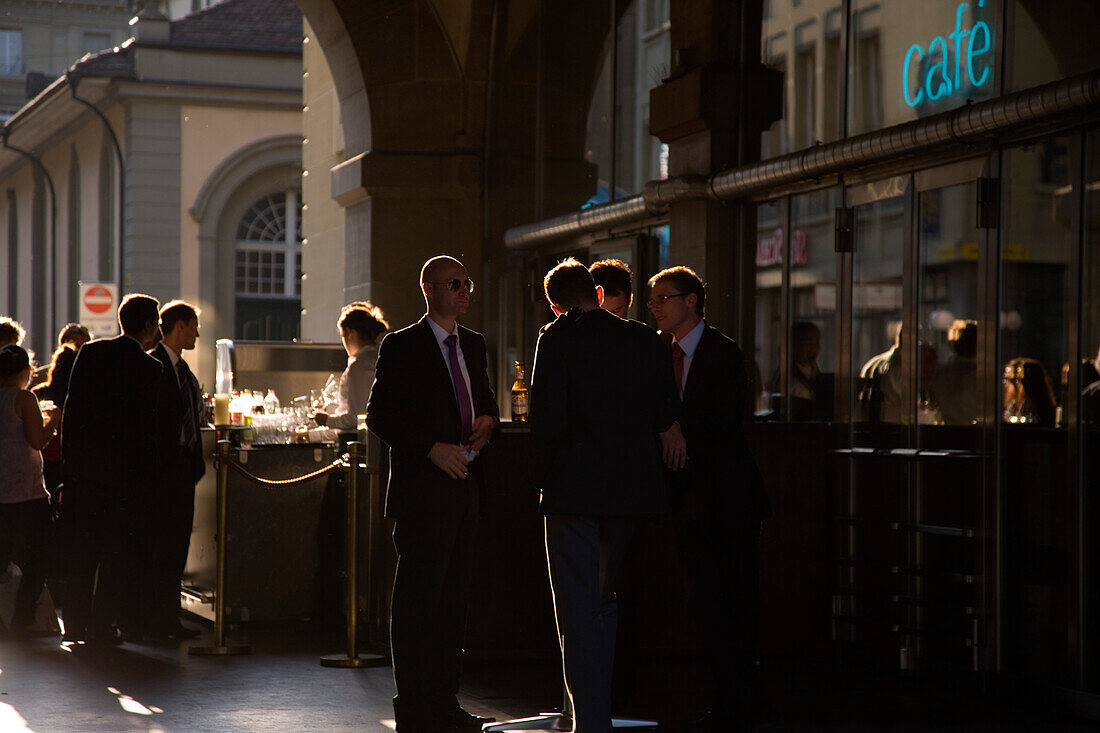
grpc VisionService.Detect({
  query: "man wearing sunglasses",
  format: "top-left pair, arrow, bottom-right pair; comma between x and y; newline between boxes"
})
366,255 -> 498,733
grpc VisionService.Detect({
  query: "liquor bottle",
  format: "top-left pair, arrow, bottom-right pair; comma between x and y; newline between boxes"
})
511,361 -> 529,422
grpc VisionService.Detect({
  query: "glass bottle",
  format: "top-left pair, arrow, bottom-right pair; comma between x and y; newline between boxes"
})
511,361 -> 529,422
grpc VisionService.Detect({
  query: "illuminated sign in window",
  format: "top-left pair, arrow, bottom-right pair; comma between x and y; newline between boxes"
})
902,0 -> 992,108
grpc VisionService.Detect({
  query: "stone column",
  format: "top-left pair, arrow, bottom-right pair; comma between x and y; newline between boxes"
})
648,0 -> 780,340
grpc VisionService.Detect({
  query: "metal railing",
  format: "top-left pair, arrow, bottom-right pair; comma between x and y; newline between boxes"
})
188,439 -> 388,666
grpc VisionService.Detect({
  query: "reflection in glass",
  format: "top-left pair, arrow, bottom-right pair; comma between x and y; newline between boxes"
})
999,138 -> 1074,687
1007,1 -> 1100,93
917,181 -> 978,428
789,189 -> 839,421
761,1 -> 843,155
755,198 -> 785,418
852,196 -> 906,430
584,0 -> 670,204
848,0 -> 999,136
1000,142 -> 1071,423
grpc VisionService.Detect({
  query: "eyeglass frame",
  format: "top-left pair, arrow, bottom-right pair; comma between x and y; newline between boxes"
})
426,278 -> 475,293
646,292 -> 687,308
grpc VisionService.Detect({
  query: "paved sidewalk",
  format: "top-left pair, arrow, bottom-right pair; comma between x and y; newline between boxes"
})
0,622 -> 1094,732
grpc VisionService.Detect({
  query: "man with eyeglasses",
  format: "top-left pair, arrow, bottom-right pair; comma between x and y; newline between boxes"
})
647,266 -> 772,732
366,255 -> 498,733
530,257 -> 683,733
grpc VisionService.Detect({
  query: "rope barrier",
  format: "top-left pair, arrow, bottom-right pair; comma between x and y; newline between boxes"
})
219,454 -> 346,487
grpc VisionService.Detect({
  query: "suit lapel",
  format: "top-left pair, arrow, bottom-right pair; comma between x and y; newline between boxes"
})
417,317 -> 462,418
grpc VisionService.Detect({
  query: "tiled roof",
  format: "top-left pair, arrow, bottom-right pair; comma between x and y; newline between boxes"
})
72,43 -> 136,77
168,0 -> 302,54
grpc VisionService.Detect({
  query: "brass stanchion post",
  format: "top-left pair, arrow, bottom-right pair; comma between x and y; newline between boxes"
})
322,441 -> 387,667
190,440 -> 251,656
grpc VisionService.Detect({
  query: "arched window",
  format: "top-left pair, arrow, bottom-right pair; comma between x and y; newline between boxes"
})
234,189 -> 302,341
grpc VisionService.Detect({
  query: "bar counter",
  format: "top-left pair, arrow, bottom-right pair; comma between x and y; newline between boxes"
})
183,429 -> 341,623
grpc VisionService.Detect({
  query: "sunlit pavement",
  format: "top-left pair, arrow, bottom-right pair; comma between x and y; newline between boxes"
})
0,624 -> 511,733
0,623 -> 1095,732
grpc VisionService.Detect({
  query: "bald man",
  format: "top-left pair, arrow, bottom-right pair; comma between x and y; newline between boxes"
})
366,256 -> 498,733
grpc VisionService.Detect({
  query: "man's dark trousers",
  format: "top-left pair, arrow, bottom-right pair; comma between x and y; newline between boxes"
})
545,515 -> 634,733
390,486 -> 478,718
149,446 -> 197,627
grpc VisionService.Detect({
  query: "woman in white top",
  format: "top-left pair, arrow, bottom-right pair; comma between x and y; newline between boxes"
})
313,301 -> 388,432
0,344 -> 59,633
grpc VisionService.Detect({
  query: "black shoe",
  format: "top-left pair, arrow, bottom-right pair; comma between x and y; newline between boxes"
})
395,717 -> 458,733
443,707 -> 495,730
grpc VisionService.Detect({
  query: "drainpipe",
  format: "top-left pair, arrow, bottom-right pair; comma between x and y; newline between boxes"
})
1,126 -> 57,350
67,70 -> 125,294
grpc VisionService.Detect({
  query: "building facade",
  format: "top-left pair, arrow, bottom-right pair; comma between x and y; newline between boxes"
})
0,0 -> 136,121
0,0 -> 302,383
294,0 -> 1100,714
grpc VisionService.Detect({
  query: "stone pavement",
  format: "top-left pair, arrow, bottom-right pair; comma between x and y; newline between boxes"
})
0,621 -> 1094,732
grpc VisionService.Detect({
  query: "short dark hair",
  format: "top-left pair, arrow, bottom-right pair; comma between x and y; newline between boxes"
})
648,266 -> 705,319
57,323 -> 90,347
338,301 -> 388,343
544,257 -> 599,310
589,259 -> 633,297
118,294 -> 160,335
0,317 -> 24,346
159,300 -> 200,335
0,343 -> 31,380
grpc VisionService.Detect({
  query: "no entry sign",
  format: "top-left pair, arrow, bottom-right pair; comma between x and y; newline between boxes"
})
78,281 -> 119,337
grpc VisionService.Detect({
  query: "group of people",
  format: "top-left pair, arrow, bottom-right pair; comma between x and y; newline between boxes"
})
0,297 -> 205,643
365,255 -> 769,733
855,316 -> 1100,428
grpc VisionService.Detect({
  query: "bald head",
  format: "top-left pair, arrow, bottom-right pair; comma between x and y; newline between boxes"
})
421,256 -> 465,285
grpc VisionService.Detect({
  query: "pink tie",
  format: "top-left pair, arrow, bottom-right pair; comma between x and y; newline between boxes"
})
444,335 -> 473,444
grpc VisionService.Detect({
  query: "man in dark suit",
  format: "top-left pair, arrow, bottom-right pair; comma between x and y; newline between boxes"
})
366,256 -> 498,733
647,266 -> 772,732
146,300 -> 205,639
531,258 -> 683,733
62,293 -> 163,644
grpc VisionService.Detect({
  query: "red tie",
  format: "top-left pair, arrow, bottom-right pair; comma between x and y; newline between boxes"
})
672,343 -> 685,398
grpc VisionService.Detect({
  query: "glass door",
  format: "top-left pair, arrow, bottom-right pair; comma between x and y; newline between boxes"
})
838,160 -> 993,674
910,161 -> 991,674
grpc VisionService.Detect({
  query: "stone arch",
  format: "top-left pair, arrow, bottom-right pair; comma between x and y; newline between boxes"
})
190,134 -> 302,358
294,0 -> 371,156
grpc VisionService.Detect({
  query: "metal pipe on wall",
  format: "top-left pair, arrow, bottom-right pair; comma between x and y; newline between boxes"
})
67,71 -> 125,295
504,68 -> 1100,249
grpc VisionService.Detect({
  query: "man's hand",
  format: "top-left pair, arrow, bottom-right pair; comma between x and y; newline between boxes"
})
466,415 -> 495,452
312,411 -> 329,426
429,441 -> 469,479
659,421 -> 687,470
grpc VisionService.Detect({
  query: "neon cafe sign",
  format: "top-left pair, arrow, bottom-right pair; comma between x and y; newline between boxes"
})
903,0 -> 993,107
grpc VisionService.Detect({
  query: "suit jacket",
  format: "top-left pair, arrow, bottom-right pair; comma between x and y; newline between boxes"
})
62,334 -> 162,492
531,308 -> 678,517
150,344 -> 206,484
366,317 -> 498,518
674,325 -> 771,521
